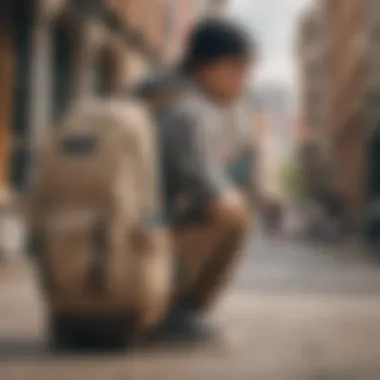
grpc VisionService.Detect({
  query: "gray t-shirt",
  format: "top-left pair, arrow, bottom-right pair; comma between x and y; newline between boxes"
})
159,86 -> 253,225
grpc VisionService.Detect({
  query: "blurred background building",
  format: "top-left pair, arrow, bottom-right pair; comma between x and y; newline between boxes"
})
163,0 -> 227,64
296,0 -> 368,232
198,0 -> 228,18
366,0 -> 380,227
297,5 -> 326,150
325,0 -> 366,230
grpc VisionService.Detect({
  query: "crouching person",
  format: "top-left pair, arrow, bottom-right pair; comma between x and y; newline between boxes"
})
156,20 -> 258,340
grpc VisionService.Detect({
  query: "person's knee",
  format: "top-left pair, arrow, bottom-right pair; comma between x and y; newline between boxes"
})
208,191 -> 251,234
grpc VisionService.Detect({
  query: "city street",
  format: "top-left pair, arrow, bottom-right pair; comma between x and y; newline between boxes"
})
1,0 -> 378,378
1,237 -> 380,379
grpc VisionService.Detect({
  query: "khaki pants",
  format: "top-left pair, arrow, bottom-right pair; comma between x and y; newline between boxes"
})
173,192 -> 251,313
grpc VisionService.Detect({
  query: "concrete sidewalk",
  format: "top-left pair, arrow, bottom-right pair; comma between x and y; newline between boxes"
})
1,288 -> 380,379
1,238 -> 380,379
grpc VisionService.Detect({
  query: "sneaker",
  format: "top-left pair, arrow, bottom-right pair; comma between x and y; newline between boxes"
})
152,307 -> 217,344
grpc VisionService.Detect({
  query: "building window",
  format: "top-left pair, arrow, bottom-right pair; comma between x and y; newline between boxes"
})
373,27 -> 380,41
306,92 -> 320,108
11,6 -> 32,139
311,113 -> 323,129
164,0 -> 176,43
306,61 -> 321,79
367,91 -> 380,108
94,47 -> 116,97
10,4 -> 33,190
305,23 -> 320,42
52,20 -> 75,123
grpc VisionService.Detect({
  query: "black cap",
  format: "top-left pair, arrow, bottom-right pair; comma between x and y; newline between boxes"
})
182,19 -> 255,73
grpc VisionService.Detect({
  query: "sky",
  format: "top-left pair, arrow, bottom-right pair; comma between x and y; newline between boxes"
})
225,0 -> 312,91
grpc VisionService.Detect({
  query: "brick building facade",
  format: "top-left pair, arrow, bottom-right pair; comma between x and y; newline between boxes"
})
365,0 -> 380,210
323,0 -> 366,228
163,0 -> 228,64
297,0 -> 372,230
297,6 -> 326,149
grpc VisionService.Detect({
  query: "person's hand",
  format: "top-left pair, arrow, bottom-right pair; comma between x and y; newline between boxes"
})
206,189 -> 247,221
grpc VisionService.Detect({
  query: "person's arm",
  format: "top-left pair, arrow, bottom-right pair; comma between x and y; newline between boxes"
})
249,144 -> 262,203
225,143 -> 261,207
225,102 -> 260,204
165,108 -> 230,221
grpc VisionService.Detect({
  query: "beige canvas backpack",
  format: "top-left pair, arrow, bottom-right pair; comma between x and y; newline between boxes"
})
29,99 -> 172,331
